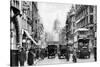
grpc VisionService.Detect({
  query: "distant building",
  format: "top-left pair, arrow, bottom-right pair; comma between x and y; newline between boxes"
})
59,27 -> 66,45
53,19 -> 60,33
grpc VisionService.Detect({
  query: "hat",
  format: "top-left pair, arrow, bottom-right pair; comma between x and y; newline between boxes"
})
17,45 -> 22,49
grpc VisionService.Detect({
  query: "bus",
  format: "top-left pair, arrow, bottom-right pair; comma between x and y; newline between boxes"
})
74,28 -> 90,58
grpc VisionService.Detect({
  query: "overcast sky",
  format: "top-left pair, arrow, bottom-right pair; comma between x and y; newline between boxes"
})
38,2 -> 72,33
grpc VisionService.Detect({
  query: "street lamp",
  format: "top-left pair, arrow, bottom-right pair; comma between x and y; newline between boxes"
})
22,39 -> 26,43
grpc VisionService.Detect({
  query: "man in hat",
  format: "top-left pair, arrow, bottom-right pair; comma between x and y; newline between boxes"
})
18,47 -> 26,66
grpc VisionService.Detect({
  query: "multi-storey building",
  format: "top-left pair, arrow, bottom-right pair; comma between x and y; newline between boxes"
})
10,0 -> 22,66
66,5 -> 75,45
21,1 -> 33,34
31,2 -> 44,43
10,0 -> 22,47
75,5 -> 97,49
10,0 -> 44,66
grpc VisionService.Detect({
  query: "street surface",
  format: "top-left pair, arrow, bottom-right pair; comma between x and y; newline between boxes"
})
35,54 -> 95,65
24,54 -> 95,67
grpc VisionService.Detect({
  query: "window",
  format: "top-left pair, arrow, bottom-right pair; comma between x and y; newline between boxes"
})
90,6 -> 94,13
90,27 -> 93,30
86,16 -> 88,24
77,23 -> 79,28
84,18 -> 86,26
90,15 -> 93,24
83,20 -> 85,27
94,24 -> 97,32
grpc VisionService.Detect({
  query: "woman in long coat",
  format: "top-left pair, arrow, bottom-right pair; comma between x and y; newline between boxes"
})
93,46 -> 97,61
27,48 -> 35,65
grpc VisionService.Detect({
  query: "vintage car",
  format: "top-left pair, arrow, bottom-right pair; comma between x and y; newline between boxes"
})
47,45 -> 57,59
58,45 -> 70,60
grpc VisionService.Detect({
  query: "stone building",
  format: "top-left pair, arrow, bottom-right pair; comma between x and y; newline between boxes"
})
10,0 -> 22,66
66,5 -> 75,45
10,0 -> 43,66
75,5 -> 97,48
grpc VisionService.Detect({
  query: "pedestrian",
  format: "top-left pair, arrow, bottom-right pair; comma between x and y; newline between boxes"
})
65,53 -> 70,61
18,47 -> 26,66
27,48 -> 35,66
65,46 -> 70,61
40,48 -> 45,60
93,46 -> 97,61
72,48 -> 77,63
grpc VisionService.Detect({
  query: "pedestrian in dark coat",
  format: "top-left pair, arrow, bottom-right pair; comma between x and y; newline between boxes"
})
40,49 -> 45,59
65,47 -> 70,61
93,46 -> 97,61
72,48 -> 77,63
27,48 -> 35,65
18,48 -> 26,66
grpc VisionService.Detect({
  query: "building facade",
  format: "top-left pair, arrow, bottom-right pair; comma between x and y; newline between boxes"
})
10,0 -> 22,66
75,5 -> 97,49
10,0 -> 43,66
66,5 -> 75,45
59,26 -> 66,45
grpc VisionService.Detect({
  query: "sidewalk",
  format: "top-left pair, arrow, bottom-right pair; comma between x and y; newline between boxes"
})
24,58 -> 43,66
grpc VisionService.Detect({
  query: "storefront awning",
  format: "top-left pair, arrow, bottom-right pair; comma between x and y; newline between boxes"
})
75,16 -> 85,24
23,29 -> 38,45
74,28 -> 89,33
10,6 -> 21,17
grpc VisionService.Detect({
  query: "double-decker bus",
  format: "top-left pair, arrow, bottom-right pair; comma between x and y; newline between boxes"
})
74,28 -> 90,58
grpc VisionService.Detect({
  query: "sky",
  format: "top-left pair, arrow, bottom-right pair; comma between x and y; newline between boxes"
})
38,2 -> 72,33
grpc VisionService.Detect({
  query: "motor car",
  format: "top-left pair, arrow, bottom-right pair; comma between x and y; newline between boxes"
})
58,45 -> 68,59
47,45 -> 57,59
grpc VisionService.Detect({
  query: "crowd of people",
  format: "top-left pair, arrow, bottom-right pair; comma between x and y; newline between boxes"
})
16,44 -> 97,66
17,45 -> 47,66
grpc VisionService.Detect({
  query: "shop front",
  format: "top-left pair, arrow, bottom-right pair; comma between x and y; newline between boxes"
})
10,6 -> 22,66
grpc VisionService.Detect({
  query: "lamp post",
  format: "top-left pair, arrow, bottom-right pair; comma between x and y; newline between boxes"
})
22,38 -> 27,50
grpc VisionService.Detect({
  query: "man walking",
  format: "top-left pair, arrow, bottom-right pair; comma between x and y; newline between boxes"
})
93,46 -> 97,61
27,47 -> 35,66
